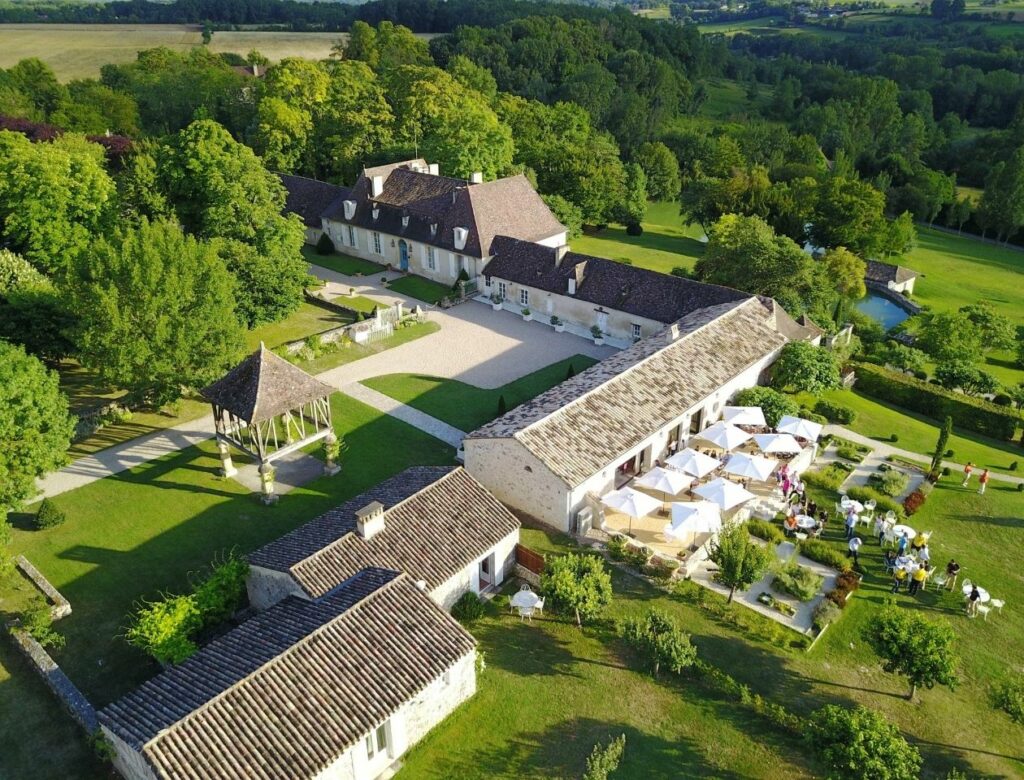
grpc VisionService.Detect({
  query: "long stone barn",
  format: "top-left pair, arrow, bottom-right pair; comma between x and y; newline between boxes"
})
462,296 -> 820,533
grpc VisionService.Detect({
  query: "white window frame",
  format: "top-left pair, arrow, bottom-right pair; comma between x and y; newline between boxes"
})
347,225 -> 356,248
498,281 -> 507,300
426,245 -> 436,271
372,231 -> 382,255
519,288 -> 529,307
632,323 -> 642,340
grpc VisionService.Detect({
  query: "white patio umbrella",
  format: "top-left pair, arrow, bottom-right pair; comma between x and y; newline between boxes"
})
635,467 -> 691,513
723,452 -> 778,482
666,447 -> 720,479
664,500 -> 722,543
601,487 -> 662,535
752,432 -> 803,454
776,415 -> 823,442
694,477 -> 756,510
722,405 -> 767,427
695,420 -> 751,451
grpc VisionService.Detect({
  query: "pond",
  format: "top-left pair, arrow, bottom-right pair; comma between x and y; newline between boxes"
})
855,292 -> 911,330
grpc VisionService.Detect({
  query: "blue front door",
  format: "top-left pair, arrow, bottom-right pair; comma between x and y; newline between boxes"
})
399,240 -> 409,271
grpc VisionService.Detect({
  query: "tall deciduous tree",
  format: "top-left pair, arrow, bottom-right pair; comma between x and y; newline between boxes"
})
316,60 -> 394,182
635,141 -> 681,202
915,311 -> 983,363
865,601 -> 959,700
71,219 -> 245,406
931,415 -> 953,474
540,553 -> 613,627
771,341 -> 841,393
0,340 -> 75,513
622,609 -> 697,677
959,302 -> 1016,353
979,147 -> 1024,243
822,246 -> 867,301
706,522 -> 773,603
806,705 -> 922,780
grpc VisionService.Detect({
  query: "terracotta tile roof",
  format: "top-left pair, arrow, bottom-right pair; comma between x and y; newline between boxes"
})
484,236 -> 748,323
278,174 -> 349,228
466,298 -> 791,487
99,569 -> 475,780
318,165 -> 562,258
865,259 -> 919,285
249,466 -> 520,598
201,345 -> 334,424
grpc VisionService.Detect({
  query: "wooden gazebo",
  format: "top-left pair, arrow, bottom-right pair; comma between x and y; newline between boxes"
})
202,344 -> 339,503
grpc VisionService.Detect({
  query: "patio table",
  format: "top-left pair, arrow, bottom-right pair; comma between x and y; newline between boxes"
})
510,590 -> 541,610
795,514 -> 816,529
892,524 -> 916,539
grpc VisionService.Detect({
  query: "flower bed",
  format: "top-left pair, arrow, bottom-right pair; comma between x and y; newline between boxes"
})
771,563 -> 824,602
756,591 -> 796,617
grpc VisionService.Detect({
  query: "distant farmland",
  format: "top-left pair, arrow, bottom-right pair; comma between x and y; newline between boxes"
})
0,24 -> 434,79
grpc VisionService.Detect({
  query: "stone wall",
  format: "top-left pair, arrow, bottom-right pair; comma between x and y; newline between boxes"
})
16,555 -> 72,620
8,627 -> 98,734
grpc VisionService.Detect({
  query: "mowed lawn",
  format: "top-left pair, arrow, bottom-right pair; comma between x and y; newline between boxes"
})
571,201 -> 706,276
0,392 -> 455,780
798,388 -> 1023,476
403,481 -> 1024,779
363,355 -> 598,432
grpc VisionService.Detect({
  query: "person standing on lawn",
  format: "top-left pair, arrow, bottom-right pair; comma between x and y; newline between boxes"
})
845,506 -> 858,539
977,468 -> 990,495
945,559 -> 961,591
892,566 -> 908,593
961,462 -> 974,487
909,564 -> 928,595
848,536 -> 862,568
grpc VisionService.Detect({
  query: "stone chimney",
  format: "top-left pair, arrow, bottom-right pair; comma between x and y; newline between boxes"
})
343,199 -> 356,220
453,226 -> 468,250
669,323 -> 681,341
428,163 -> 439,175
371,175 -> 384,197
355,501 -> 386,540
252,63 -> 260,78
470,171 -> 483,184
554,244 -> 570,267
567,277 -> 576,295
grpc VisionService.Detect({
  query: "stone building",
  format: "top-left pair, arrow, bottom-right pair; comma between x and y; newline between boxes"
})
281,159 -> 566,288
99,568 -> 476,780
247,466 -> 520,611
865,259 -> 920,295
463,296 -> 820,532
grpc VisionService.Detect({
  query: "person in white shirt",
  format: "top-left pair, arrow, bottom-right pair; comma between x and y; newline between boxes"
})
848,536 -> 863,567
919,544 -> 930,564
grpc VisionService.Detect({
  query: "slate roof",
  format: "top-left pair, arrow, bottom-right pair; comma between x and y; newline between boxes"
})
466,297 -> 791,487
249,466 -> 521,598
865,260 -> 919,285
100,569 -> 475,780
201,344 -> 334,424
484,236 -> 749,324
319,163 -> 563,258
279,174 -> 349,228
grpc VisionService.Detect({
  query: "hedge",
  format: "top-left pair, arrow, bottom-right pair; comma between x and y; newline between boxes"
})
851,361 -> 1020,440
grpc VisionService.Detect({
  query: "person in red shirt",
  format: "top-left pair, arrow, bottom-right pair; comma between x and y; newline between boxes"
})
977,468 -> 990,495
961,462 -> 974,487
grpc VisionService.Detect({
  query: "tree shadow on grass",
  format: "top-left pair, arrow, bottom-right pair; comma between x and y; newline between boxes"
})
472,617 -> 585,680
913,738 -> 1022,779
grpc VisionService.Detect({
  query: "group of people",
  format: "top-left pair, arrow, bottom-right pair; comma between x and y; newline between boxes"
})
961,462 -> 991,494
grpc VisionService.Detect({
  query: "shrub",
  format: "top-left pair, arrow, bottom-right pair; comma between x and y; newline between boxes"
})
731,386 -> 799,426
812,599 -> 841,632
992,676 -> 1024,724
746,518 -> 785,545
890,433 -> 899,442
836,446 -> 864,462
851,361 -> 1019,440
583,734 -> 626,780
799,539 -> 853,573
829,570 -> 862,607
624,544 -> 651,569
872,469 -> 910,497
621,609 -> 697,676
798,407 -> 829,425
903,489 -> 927,516
772,562 -> 824,602
1011,461 -> 1018,471
34,499 -> 66,530
315,232 -> 334,255
806,704 -> 921,780
192,555 -> 248,627
846,486 -> 905,520
540,553 -> 613,627
126,595 -> 201,665
944,449 -> 954,458
19,594 -> 64,650
814,399 -> 857,424
941,466 -> 951,476
451,591 -> 486,623
606,534 -> 627,561
802,464 -> 850,492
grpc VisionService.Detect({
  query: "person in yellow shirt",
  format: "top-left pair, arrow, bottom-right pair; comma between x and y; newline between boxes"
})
912,533 -> 927,553
909,564 -> 929,595
892,566 -> 908,594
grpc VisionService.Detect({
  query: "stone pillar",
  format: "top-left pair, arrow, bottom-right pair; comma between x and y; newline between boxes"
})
323,430 -> 341,477
259,462 -> 278,505
281,413 -> 294,445
394,301 -> 404,319
217,439 -> 237,478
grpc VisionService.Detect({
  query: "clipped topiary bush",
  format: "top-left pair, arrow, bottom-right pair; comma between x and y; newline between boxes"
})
746,518 -> 785,545
812,599 -> 841,632
799,539 -> 852,573
315,232 -> 335,255
772,562 -> 824,602
34,499 -> 66,530
814,399 -> 857,424
452,591 -> 486,623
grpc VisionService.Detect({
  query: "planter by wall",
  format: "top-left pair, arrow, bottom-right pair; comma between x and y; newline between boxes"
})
491,302 -> 502,311
554,324 -> 565,333
594,337 -> 604,346
522,314 -> 531,322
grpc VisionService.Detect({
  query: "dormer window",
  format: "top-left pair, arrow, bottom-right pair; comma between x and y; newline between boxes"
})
453,226 -> 468,250
343,199 -> 356,220
430,222 -> 437,236
402,215 -> 409,228
372,207 -> 380,221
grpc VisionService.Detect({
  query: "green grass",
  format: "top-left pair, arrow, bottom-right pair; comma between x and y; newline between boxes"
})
305,247 -> 384,277
386,275 -> 453,305
362,354 -> 599,432
244,300 -> 352,351
571,201 -> 706,276
294,320 -> 439,375
798,388 -> 1022,475
328,294 -> 380,314
0,391 -> 455,780
405,479 -> 1024,779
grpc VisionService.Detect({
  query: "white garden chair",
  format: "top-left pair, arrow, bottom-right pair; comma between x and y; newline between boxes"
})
977,604 -> 992,621
990,598 -> 1005,614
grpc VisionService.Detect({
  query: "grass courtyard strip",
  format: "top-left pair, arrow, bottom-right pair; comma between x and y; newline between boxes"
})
363,355 -> 599,432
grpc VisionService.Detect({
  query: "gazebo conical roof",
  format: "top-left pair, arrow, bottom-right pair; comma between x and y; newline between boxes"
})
202,344 -> 334,425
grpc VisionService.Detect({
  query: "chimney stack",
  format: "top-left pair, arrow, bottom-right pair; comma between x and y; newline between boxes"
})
470,171 -> 483,184
554,244 -> 570,267
669,323 -> 681,341
371,175 -> 384,198
355,501 -> 386,540
567,277 -> 576,295
428,163 -> 439,175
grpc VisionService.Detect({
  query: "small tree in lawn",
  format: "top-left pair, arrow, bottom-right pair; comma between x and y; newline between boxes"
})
806,704 -> 921,780
540,553 -> 613,628
706,522 -> 773,603
622,609 -> 697,677
770,341 -> 841,393
865,601 -> 959,701
497,394 -> 508,416
582,733 -> 626,780
930,415 -> 953,475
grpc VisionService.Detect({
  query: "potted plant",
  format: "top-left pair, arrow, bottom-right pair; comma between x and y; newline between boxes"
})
490,293 -> 503,311
550,315 -> 564,333
591,324 -> 604,345
348,286 -> 356,298
521,307 -> 531,322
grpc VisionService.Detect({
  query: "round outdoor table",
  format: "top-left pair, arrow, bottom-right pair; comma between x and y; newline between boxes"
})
963,584 -> 991,603
795,514 -> 817,529
891,524 -> 916,539
510,590 -> 541,609
904,561 -> 921,575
